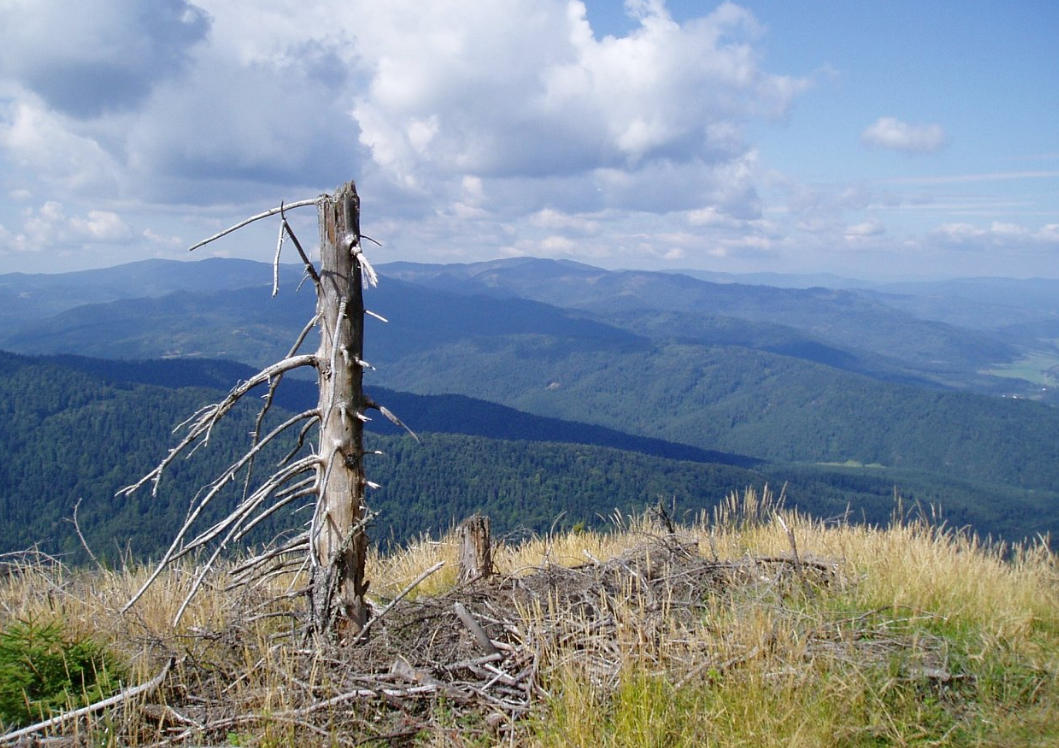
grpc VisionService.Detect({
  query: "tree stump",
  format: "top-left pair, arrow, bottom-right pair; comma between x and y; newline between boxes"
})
457,515 -> 492,584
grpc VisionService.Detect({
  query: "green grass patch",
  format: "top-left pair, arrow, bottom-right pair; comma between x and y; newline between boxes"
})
980,351 -> 1059,387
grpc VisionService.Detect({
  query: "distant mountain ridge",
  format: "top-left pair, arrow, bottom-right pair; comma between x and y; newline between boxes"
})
662,267 -> 879,289
5,256 -> 1059,558
379,257 -> 1019,380
4,256 -> 1053,367
0,257 -> 305,326
2,255 -> 1054,401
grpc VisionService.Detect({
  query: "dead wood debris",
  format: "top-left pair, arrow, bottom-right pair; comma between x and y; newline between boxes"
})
12,535 -> 960,745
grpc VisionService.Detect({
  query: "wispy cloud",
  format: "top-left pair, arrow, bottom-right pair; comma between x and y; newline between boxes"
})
876,170 -> 1059,186
930,221 -> 1059,250
861,117 -> 948,155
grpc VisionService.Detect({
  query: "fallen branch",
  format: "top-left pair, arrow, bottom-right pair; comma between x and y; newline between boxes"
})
675,645 -> 762,689
454,602 -> 502,657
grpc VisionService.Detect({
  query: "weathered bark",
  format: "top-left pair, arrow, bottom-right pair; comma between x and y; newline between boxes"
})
311,182 -> 370,638
457,514 -> 492,585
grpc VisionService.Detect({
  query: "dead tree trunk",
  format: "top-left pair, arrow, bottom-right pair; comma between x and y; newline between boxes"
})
311,182 -> 370,638
119,180 -> 415,642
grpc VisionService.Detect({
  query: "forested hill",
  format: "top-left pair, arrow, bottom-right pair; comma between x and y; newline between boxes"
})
0,350 -> 766,560
379,258 -> 1019,378
378,337 -> 1059,494
33,352 -> 761,469
4,349 -> 1059,564
7,265 -> 1059,494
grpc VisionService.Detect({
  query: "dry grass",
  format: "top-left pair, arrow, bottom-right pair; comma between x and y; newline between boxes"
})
1,488 -> 1057,746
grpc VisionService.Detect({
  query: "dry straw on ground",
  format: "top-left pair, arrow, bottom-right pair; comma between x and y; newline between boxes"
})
2,489 -> 1058,746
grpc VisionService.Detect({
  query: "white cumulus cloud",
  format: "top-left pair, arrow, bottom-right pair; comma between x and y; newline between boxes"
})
1,201 -> 133,254
350,0 -> 807,185
0,0 -> 823,271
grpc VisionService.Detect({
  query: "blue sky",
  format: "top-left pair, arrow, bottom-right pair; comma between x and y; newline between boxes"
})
0,0 -> 1056,280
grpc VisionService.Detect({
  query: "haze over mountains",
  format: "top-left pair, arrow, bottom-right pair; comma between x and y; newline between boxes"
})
3,256 -> 1059,559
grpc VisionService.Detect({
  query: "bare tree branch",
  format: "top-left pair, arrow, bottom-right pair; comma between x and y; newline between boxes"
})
242,318 -> 321,499
272,217 -> 287,297
366,398 -> 420,443
68,497 -> 105,573
233,480 -> 318,544
175,454 -> 318,562
121,411 -> 318,613
228,533 -> 311,582
281,214 -> 321,285
354,248 -> 379,288
348,561 -> 444,645
187,198 -> 321,252
279,417 -> 318,467
172,459 -> 317,625
118,355 -> 317,498
288,313 -> 320,359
